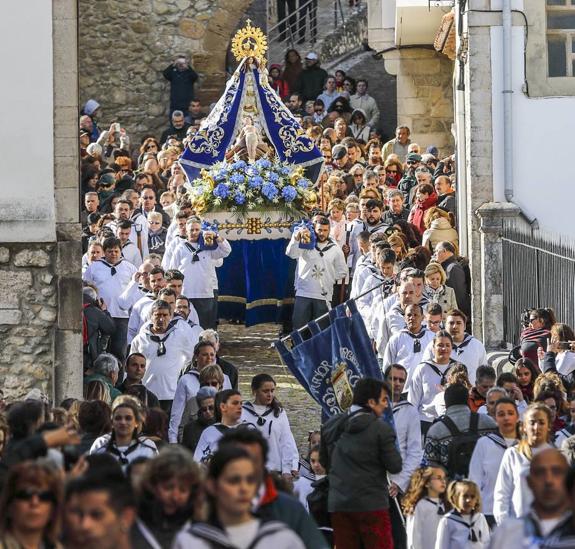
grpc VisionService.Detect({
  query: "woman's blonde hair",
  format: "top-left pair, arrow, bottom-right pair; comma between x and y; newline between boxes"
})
445,363 -> 471,389
402,466 -> 447,515
199,364 -> 224,386
387,234 -> 408,259
423,206 -> 452,229
328,198 -> 345,212
447,480 -> 482,513
424,262 -> 447,285
516,402 -> 553,460
147,211 -> 162,223
84,379 -> 111,405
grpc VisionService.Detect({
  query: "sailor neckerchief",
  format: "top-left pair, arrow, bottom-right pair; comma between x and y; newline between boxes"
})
243,402 -> 277,435
314,239 -> 337,257
184,241 -> 202,262
401,328 -> 428,353
98,258 -> 123,276
453,334 -> 473,356
446,510 -> 483,542
424,497 -> 445,515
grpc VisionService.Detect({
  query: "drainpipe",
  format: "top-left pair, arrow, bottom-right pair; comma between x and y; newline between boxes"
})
502,0 -> 513,201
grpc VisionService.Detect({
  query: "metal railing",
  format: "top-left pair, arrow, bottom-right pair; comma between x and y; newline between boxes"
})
266,0 -> 347,50
502,221 -> 575,345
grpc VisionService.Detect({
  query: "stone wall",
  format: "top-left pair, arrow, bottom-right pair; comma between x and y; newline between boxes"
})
320,7 -> 368,63
384,48 -> 454,156
79,0 -> 251,142
0,245 -> 57,400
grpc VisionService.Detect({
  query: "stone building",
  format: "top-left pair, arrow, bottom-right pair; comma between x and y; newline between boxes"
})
0,0 -> 81,402
79,0 -> 253,141
367,0 -> 455,155
371,0 -> 575,347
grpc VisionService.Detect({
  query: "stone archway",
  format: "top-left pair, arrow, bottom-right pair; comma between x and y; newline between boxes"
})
79,0 -> 252,140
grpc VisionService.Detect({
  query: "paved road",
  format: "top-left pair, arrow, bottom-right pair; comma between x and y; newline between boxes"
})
218,321 -> 321,453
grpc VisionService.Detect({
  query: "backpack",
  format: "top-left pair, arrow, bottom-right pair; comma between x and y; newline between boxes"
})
440,413 -> 481,479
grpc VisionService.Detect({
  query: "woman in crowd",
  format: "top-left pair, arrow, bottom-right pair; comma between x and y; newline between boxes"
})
514,357 -> 539,403
421,207 -> 458,252
424,262 -> 458,317
142,408 -> 169,452
408,183 -> 438,237
493,402 -> 553,523
132,446 -> 203,549
408,330 -> 456,431
331,116 -> 350,144
518,308 -> 555,364
387,234 -> 408,263
268,64 -> 289,100
282,49 -> 302,95
89,396 -> 158,468
392,219 -> 421,249
0,460 -> 63,549
182,386 -> 218,452
241,374 -> 299,479
138,137 -> 160,169
77,399 -> 112,454
172,446 -> 305,548
383,158 -> 403,188
469,397 -> 520,528
540,323 -> 575,389
349,109 -> 371,143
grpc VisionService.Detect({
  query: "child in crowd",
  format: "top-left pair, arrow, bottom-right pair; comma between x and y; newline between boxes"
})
403,466 -> 448,549
147,211 -> 168,255
293,444 -> 325,511
435,479 -> 490,549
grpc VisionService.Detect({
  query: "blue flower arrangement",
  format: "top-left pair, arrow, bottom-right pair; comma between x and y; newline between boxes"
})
187,159 -> 313,214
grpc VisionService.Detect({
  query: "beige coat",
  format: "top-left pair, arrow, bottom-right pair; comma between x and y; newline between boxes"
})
422,218 -> 459,252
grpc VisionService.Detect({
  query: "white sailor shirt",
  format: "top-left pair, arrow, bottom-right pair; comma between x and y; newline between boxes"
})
383,328 -> 435,384
131,322 -> 195,400
421,334 -> 487,384
83,259 -> 137,318
169,239 -> 232,298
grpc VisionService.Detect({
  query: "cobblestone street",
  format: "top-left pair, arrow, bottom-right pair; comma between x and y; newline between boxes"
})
218,321 -> 321,453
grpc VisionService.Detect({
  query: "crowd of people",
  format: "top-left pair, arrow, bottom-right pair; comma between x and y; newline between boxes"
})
1,46 -> 575,549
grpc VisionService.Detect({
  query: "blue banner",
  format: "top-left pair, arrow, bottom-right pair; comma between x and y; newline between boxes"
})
275,301 -> 385,417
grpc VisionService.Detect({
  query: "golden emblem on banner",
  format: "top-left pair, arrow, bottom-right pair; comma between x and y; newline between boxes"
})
231,19 -> 268,63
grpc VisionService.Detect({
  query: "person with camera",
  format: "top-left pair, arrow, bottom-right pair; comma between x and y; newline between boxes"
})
162,55 -> 199,116
82,285 -> 116,371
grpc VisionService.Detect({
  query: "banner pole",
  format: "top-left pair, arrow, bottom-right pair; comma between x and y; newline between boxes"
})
279,279 -> 388,344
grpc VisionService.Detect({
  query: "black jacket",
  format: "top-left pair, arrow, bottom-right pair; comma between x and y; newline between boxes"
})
295,65 -> 328,102
437,193 -> 456,217
217,356 -> 239,389
381,208 -> 410,226
83,296 -> 116,369
441,256 -> 470,317
320,408 -> 402,512
117,380 -> 161,409
162,64 -> 198,111
160,123 -> 190,145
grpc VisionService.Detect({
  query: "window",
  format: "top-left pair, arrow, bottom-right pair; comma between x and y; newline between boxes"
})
547,0 -> 575,76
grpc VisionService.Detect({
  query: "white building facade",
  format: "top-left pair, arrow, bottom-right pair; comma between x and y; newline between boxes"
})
368,0 -> 575,348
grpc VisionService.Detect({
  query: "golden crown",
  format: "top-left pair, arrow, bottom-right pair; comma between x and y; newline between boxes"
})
231,19 -> 268,63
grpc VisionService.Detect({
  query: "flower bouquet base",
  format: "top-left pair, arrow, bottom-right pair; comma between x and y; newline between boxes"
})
185,158 -> 317,241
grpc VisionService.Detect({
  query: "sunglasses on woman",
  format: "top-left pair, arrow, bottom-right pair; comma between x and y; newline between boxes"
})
14,489 -> 55,503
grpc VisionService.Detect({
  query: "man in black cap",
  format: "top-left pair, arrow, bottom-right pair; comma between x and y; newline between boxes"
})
398,152 -> 421,207
295,52 -> 327,103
